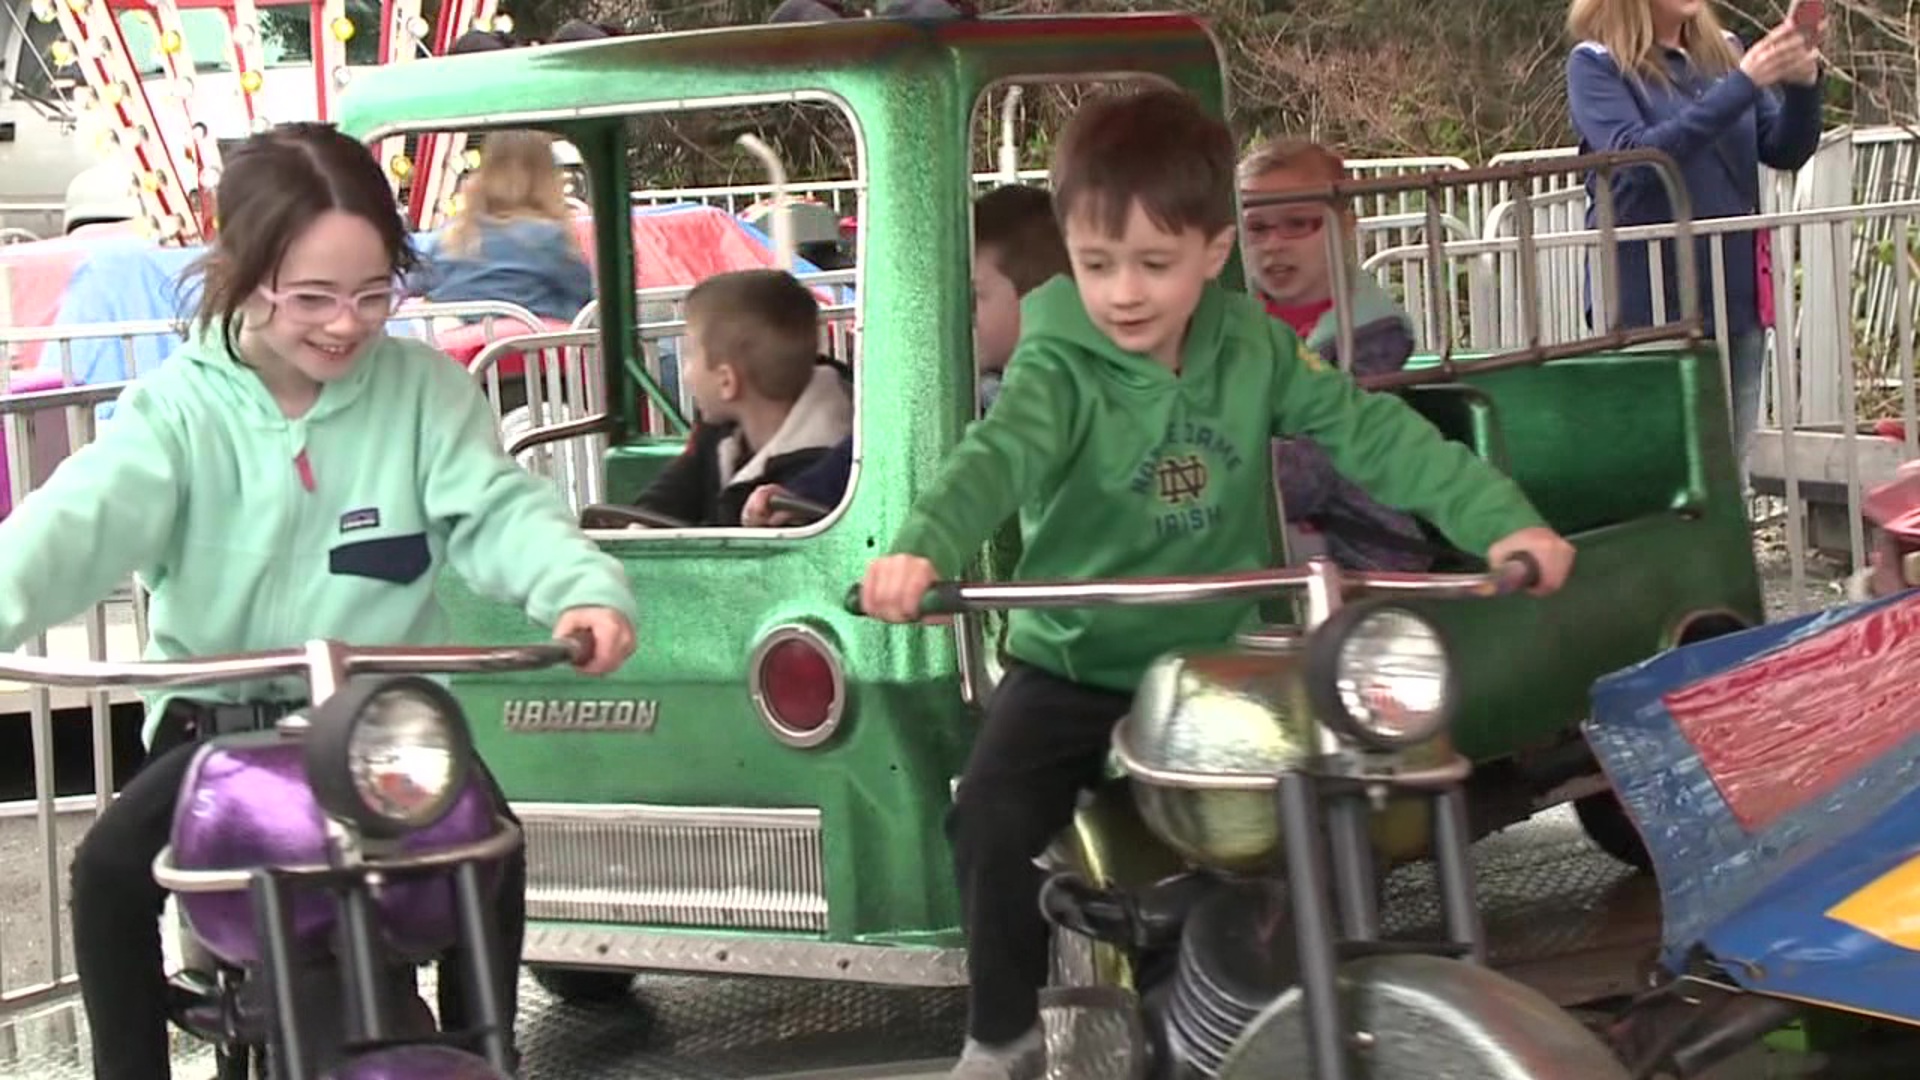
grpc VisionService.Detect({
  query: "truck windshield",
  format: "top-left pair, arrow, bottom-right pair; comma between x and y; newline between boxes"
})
116,0 -> 382,76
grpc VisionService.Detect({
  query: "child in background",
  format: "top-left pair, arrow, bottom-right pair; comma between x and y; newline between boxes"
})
1239,137 -> 1433,571
739,184 -> 1069,526
409,129 -> 596,325
631,269 -> 852,526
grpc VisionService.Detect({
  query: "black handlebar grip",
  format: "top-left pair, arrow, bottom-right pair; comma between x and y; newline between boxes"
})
1500,551 -> 1543,593
561,628 -> 596,662
844,582 -> 967,618
767,492 -> 833,521
922,582 -> 967,615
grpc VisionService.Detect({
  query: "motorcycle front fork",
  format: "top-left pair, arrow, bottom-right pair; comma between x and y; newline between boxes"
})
1276,766 -> 1487,1080
248,859 -> 512,1080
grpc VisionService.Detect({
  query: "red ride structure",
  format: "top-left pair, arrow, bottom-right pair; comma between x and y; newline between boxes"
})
28,0 -> 504,243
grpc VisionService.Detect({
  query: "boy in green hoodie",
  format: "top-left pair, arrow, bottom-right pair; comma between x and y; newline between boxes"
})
857,86 -> 1575,1080
0,124 -> 638,1080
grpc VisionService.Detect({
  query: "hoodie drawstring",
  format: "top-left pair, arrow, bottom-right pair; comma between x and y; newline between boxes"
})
294,448 -> 315,493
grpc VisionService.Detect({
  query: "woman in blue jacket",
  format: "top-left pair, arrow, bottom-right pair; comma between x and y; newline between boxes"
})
408,129 -> 596,324
1566,0 -> 1823,472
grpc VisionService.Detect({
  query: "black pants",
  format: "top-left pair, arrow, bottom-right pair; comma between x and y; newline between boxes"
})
71,709 -> 528,1079
947,662 -> 1131,1044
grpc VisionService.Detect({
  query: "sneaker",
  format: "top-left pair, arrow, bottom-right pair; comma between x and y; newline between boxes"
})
949,1026 -> 1046,1080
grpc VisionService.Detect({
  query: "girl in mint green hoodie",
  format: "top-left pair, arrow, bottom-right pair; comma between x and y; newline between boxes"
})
0,124 -> 638,1079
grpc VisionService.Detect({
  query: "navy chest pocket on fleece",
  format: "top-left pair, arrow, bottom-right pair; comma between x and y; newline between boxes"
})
329,533 -> 432,585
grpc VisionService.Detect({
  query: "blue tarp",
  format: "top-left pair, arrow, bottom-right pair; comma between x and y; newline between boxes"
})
1587,590 -> 1920,1022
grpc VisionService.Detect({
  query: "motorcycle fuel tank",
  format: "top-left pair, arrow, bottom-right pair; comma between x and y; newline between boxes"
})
169,734 -> 504,967
1118,634 -> 1450,872
326,1044 -> 512,1079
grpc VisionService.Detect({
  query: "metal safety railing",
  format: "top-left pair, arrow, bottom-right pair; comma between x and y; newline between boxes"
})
1357,193 -> 1920,619
0,381 -> 143,1037
469,328 -> 606,512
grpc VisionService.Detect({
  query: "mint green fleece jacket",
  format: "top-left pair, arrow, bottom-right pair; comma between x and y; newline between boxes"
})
0,327 -> 637,745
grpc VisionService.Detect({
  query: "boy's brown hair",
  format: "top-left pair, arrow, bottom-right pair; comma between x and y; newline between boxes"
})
973,184 -> 1070,296
685,269 -> 820,403
1049,84 -> 1237,241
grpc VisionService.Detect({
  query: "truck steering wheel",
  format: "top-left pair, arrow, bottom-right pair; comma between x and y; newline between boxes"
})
579,503 -> 691,530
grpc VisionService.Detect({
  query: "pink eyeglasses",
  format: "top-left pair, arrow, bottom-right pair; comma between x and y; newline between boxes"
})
257,284 -> 402,325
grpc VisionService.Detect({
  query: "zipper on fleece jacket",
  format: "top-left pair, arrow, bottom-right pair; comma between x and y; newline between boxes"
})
260,427 -> 311,673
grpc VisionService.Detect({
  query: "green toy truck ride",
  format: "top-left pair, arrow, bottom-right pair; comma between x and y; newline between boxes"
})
334,12 -> 1762,1012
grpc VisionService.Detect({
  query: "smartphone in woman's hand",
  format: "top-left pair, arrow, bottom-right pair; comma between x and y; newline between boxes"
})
1790,0 -> 1824,41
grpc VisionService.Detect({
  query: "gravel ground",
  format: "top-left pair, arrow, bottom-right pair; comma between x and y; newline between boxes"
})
1752,511 -> 1852,619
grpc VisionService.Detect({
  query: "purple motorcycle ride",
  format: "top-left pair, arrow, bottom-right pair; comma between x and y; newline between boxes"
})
0,635 -> 587,1079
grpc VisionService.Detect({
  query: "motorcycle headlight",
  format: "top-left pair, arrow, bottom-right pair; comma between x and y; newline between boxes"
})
307,675 -> 473,840
1305,600 -> 1456,750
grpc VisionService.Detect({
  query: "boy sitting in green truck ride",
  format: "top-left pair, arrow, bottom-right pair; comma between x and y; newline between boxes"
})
856,86 -> 1577,1080
739,183 -> 1071,525
629,268 -> 852,525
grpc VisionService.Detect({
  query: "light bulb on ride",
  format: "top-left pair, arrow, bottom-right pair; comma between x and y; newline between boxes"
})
332,65 -> 351,88
30,0 -> 55,22
65,0 -> 87,13
330,16 -> 354,42
231,22 -> 257,46
200,166 -> 221,188
171,76 -> 196,99
139,171 -> 162,193
251,115 -> 271,134
492,14 -> 513,34
389,153 -> 413,180
48,38 -> 73,66
159,29 -> 182,54
405,16 -> 429,39
240,69 -> 262,94
462,148 -> 482,170
101,81 -> 125,107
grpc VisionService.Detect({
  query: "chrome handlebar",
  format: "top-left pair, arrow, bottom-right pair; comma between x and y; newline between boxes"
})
845,555 -> 1541,618
0,634 -> 588,692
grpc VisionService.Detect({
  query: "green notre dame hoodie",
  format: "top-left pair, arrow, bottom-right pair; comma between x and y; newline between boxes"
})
0,327 -> 637,746
890,275 -> 1547,694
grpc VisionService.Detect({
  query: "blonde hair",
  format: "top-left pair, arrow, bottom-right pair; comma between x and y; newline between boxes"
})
1237,137 -> 1347,191
1567,0 -> 1740,84
441,129 -> 576,257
